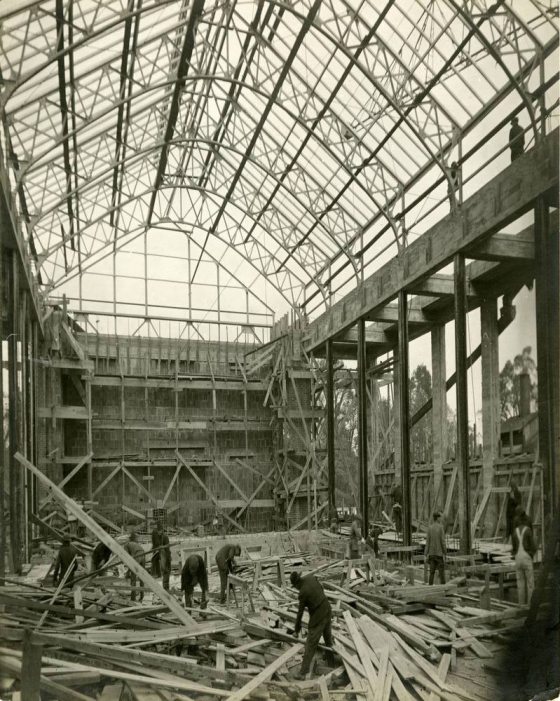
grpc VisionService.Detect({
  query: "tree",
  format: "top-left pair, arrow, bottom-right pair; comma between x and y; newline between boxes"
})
499,346 -> 538,420
409,364 -> 432,462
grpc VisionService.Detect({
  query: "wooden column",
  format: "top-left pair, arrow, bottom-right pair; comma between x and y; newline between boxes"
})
8,251 -> 22,573
357,319 -> 368,536
397,290 -> 411,547
325,338 -> 335,518
535,197 -> 559,517
480,297 -> 500,533
454,254 -> 471,554
431,324 -> 447,512
0,244 -> 4,579
21,629 -> 42,701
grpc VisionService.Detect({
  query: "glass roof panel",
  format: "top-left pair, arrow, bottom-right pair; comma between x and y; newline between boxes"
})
0,0 -> 557,337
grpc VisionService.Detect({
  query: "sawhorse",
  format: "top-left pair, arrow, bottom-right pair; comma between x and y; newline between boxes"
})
342,556 -> 376,585
252,556 -> 286,593
227,574 -> 255,619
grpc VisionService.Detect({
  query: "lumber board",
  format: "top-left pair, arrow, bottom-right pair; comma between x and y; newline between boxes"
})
343,611 -> 377,700
225,643 -> 302,701
428,654 -> 451,701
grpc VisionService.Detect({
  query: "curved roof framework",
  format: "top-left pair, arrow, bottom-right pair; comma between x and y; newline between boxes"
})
0,0 -> 557,339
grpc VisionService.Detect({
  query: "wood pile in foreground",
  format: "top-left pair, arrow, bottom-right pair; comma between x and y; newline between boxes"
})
0,547 -> 526,701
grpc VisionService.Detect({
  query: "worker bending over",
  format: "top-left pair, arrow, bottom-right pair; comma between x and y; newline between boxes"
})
91,542 -> 111,574
124,531 -> 146,602
181,554 -> 209,609
425,511 -> 446,584
289,571 -> 334,680
53,537 -> 79,587
215,543 -> 241,604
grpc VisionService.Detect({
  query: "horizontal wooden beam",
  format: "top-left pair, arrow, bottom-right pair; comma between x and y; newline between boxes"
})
366,300 -> 430,324
38,406 -> 89,420
304,129 -> 558,352
88,376 -> 267,391
409,274 -> 477,298
467,232 -> 534,262
92,419 -> 271,431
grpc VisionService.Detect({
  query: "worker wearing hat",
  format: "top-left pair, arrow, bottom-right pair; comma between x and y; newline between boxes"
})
289,570 -> 335,680
509,116 -> 525,161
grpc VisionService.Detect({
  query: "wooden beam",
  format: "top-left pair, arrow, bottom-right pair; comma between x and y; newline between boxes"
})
39,453 -> 93,510
176,450 -> 245,532
21,629 -> 42,701
225,643 -> 302,701
14,452 -> 198,629
160,463 -> 181,507
61,322 -> 86,360
92,463 -> 122,498
410,274 -> 476,298
467,232 -> 534,262
235,465 -> 276,519
37,406 -> 89,420
304,128 -> 558,352
367,302 -> 428,324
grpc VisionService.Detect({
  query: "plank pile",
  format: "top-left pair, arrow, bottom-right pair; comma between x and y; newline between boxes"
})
0,540 -> 526,701
0,457 -> 526,700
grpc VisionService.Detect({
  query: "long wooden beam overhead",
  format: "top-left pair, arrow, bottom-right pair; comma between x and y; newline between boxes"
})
303,129 -> 558,353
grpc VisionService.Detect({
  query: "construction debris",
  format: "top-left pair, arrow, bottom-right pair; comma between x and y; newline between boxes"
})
0,459 -> 538,700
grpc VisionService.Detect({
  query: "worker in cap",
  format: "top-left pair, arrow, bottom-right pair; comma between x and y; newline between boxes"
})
215,543 -> 241,604
289,570 -> 335,680
53,537 -> 79,587
181,553 -> 209,609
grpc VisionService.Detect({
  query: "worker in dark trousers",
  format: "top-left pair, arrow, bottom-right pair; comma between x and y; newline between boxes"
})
391,482 -> 403,535
366,525 -> 383,558
505,483 -> 522,541
447,161 -> 461,211
124,531 -> 146,603
181,554 -> 208,609
53,537 -> 79,587
215,543 -> 241,604
151,522 -> 162,577
348,515 -> 364,559
160,530 -> 172,591
289,571 -> 335,680
91,542 -> 111,574
425,511 -> 446,584
509,117 -> 525,161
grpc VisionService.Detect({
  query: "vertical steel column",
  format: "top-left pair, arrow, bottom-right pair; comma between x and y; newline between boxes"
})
535,197 -> 559,517
454,253 -> 471,553
8,251 -> 21,573
357,318 -> 368,536
325,338 -> 336,519
397,291 -> 412,547
0,246 -> 4,578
